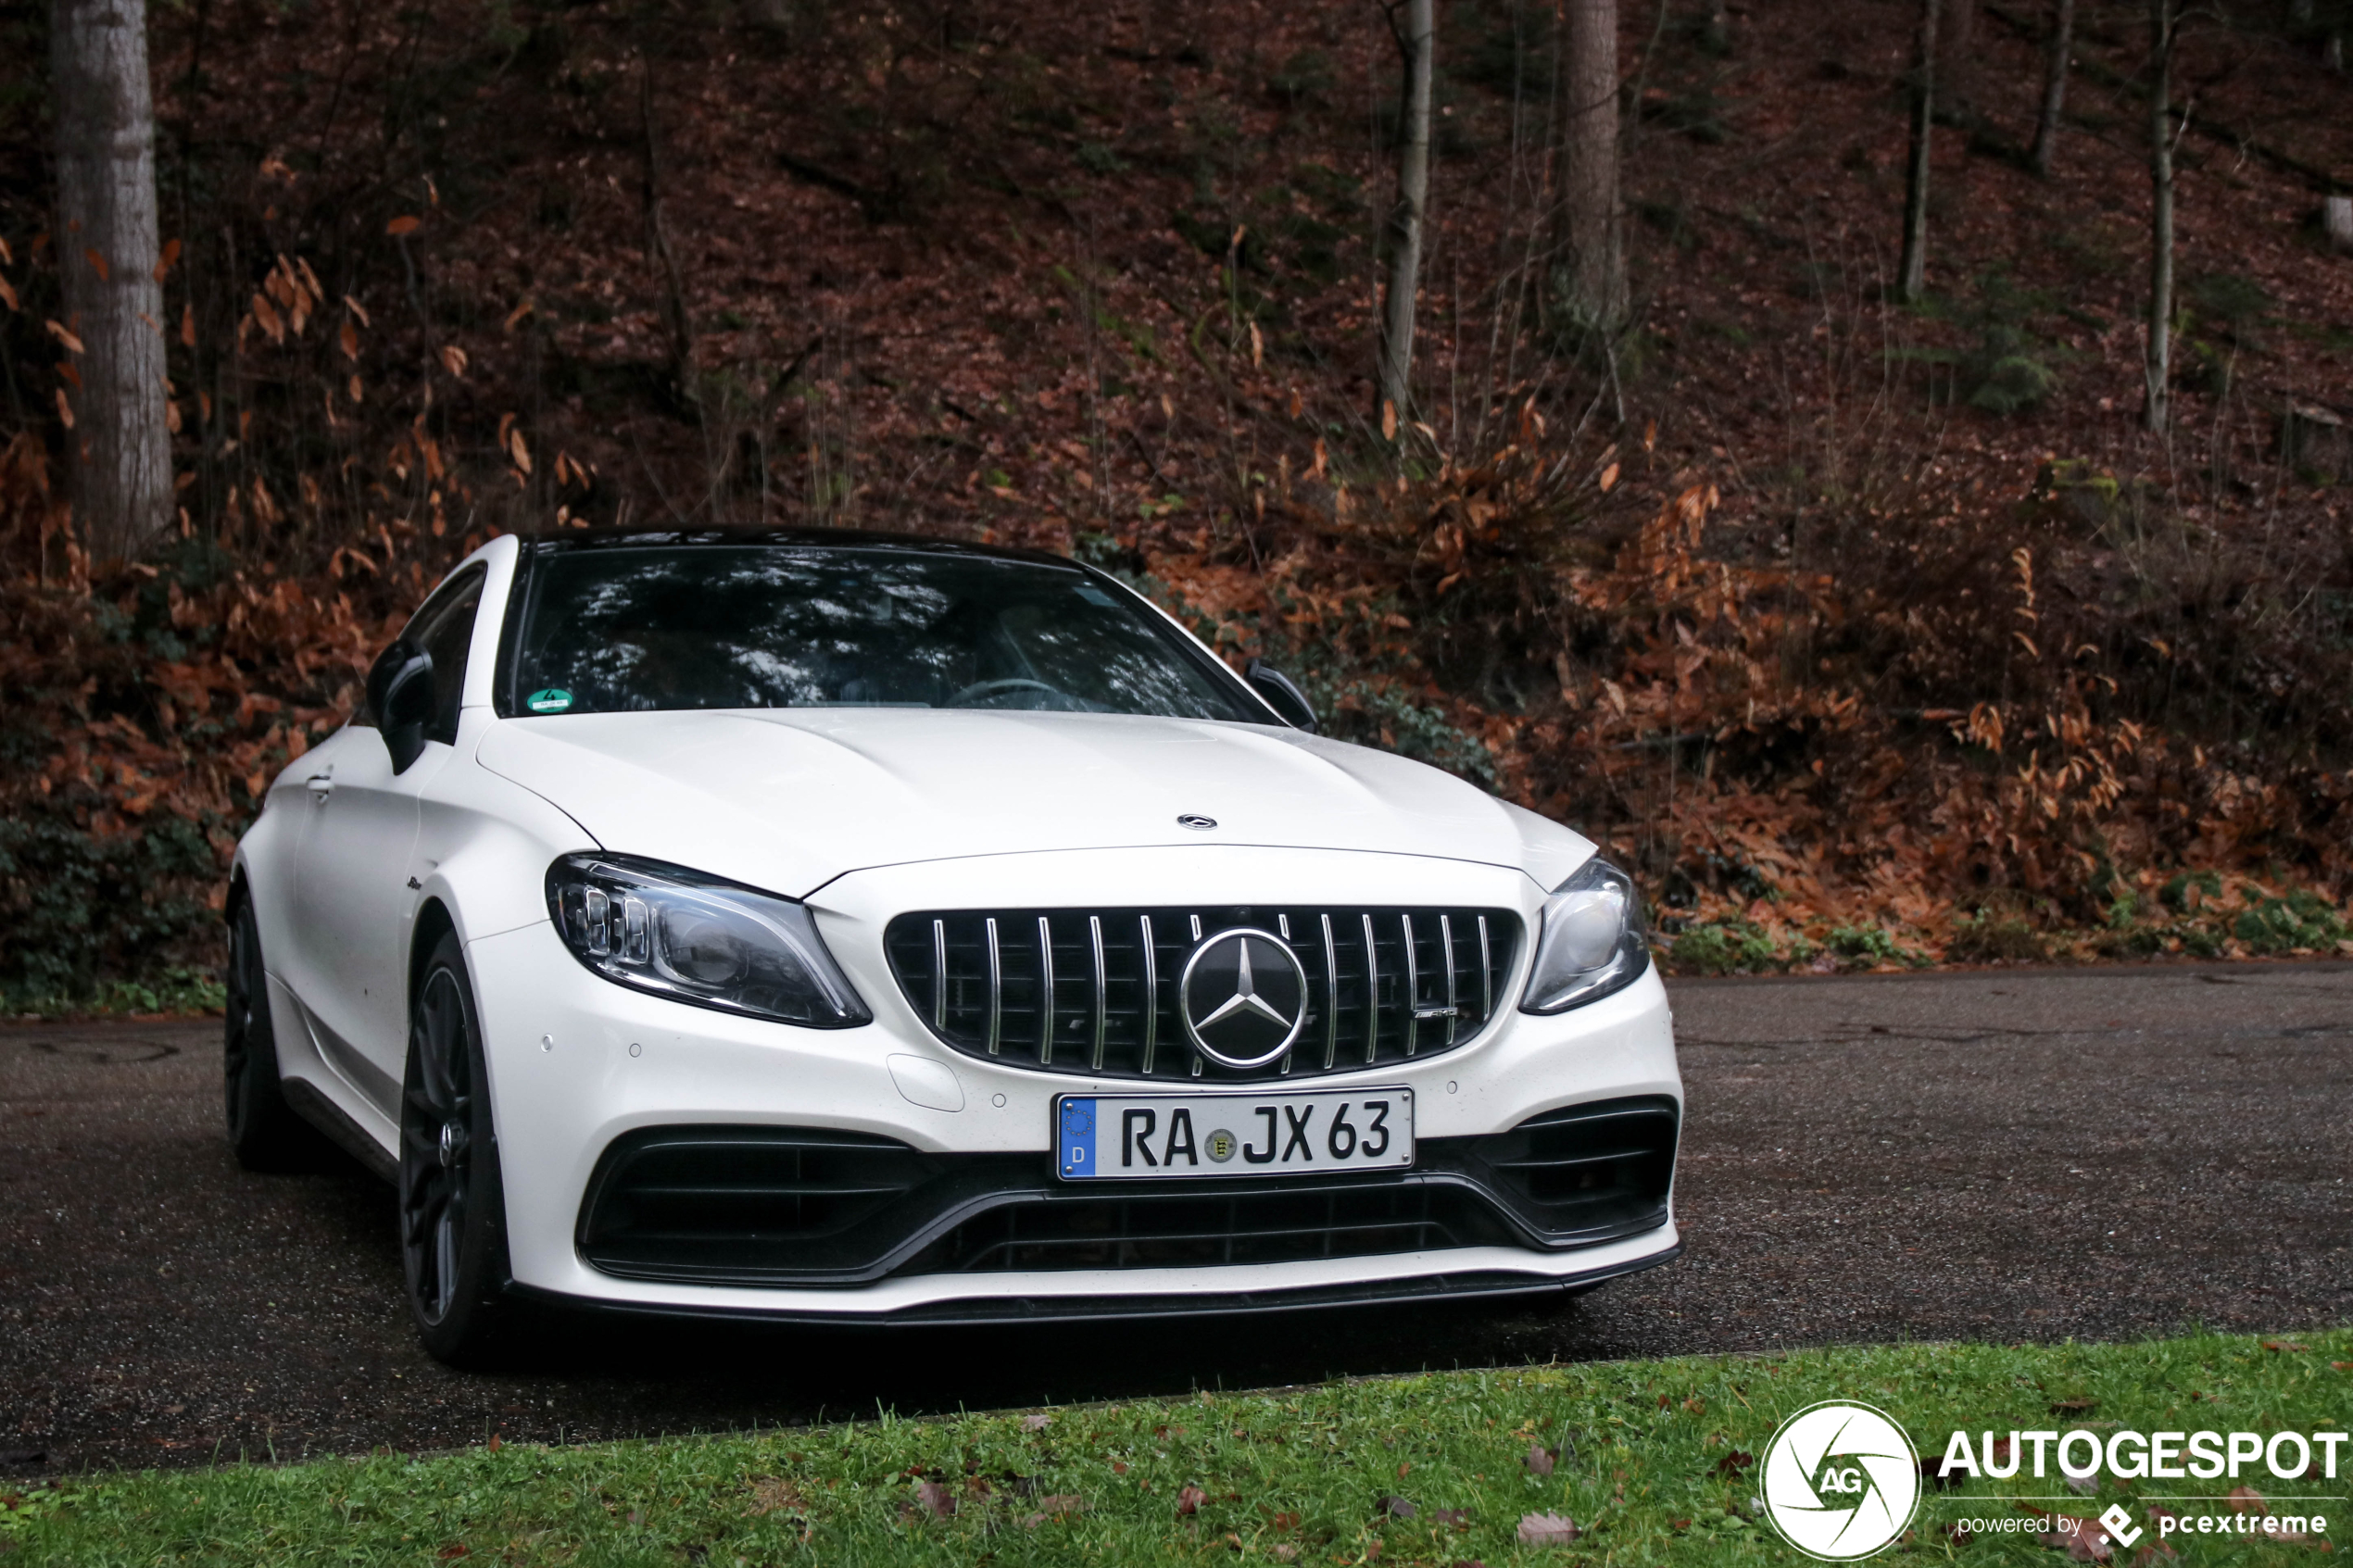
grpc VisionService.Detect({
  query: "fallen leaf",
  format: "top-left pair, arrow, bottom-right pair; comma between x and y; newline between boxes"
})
1599,461 -> 1619,492
435,1548 -> 469,1562
1429,1507 -> 1472,1528
1020,1412 -> 1052,1431
1176,1484 -> 1206,1516
2050,1399 -> 2097,1415
1517,1511 -> 1580,1545
1524,1442 -> 1555,1477
2227,1486 -> 2267,1515
1378,1495 -> 1416,1520
1713,1449 -> 1755,1479
913,1478 -> 954,1518
387,215 -> 422,236
1020,1494 -> 1086,1526
485,1434 -> 501,1453
2260,1340 -> 2309,1353
44,320 -> 85,355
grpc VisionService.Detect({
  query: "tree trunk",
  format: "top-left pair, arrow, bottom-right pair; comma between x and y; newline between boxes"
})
1898,0 -> 1940,303
1554,0 -> 1627,332
1939,0 -> 1978,129
2144,0 -> 2174,433
2030,0 -> 2073,176
1377,0 -> 1433,431
51,0 -> 170,563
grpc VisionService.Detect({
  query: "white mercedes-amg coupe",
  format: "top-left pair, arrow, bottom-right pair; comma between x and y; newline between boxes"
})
227,528 -> 1681,1363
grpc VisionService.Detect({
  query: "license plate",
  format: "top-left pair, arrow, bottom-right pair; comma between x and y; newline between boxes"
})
1055,1088 -> 1414,1180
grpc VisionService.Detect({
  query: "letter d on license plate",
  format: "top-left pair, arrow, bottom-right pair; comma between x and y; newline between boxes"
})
1056,1088 -> 1414,1179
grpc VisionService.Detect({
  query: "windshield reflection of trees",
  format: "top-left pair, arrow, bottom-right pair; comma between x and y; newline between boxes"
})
519,550 -> 1249,721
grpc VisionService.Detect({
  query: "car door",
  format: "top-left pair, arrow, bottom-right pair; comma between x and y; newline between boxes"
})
287,565 -> 487,1116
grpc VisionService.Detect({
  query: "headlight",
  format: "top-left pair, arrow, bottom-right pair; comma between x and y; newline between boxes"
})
545,854 -> 871,1028
1519,857 -> 1650,1014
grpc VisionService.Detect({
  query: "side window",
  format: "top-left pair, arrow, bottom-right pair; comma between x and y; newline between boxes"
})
360,565 -> 485,741
411,569 -> 486,744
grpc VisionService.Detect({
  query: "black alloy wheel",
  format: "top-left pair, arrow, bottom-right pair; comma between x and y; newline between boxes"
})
398,929 -> 513,1365
223,896 -> 323,1170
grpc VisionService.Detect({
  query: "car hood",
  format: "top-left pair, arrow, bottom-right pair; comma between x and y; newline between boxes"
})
475,708 -> 1591,898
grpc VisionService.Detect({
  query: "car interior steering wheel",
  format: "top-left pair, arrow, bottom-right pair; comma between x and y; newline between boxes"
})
945,676 -> 1069,708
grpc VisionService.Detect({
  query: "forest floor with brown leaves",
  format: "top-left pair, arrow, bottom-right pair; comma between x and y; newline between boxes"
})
4,0 -> 2353,999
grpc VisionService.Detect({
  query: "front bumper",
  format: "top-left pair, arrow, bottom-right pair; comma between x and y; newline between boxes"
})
465,846 -> 1682,1320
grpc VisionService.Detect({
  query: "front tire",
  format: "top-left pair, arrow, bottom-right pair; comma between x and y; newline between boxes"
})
224,896 -> 324,1171
398,930 -> 514,1367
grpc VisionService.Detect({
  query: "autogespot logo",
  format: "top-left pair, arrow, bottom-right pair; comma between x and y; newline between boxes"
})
1762,1400 -> 1923,1561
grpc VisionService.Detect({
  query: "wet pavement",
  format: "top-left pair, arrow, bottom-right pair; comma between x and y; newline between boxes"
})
4,962 -> 2347,1477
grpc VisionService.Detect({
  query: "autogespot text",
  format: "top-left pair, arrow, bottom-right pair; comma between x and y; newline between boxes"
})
1935,1427 -> 2347,1482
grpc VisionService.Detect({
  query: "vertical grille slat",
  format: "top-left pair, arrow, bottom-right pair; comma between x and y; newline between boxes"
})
1036,915 -> 1056,1066
1088,915 -> 1109,1072
984,916 -> 1003,1056
1430,911 -> 1449,1048
1319,913 -> 1340,1072
1138,915 -> 1160,1075
887,905 -> 1521,1083
1400,912 -> 1420,1059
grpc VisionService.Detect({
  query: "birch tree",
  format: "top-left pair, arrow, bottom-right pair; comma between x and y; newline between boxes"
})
1897,0 -> 1940,303
1377,0 -> 1434,432
1554,0 -> 1626,332
2143,0 -> 2176,433
51,0 -> 170,561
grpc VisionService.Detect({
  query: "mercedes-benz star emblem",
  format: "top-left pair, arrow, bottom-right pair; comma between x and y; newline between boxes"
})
1177,927 -> 1309,1069
1176,813 -> 1217,830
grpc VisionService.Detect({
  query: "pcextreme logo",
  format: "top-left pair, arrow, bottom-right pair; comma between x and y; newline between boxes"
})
1761,1401 -> 1922,1561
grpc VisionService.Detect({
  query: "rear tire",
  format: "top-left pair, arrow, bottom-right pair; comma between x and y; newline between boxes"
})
224,897 -> 325,1171
398,930 -> 514,1368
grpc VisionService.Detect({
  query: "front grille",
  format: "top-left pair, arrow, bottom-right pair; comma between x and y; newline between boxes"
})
902,1182 -> 1515,1273
883,905 -> 1521,1081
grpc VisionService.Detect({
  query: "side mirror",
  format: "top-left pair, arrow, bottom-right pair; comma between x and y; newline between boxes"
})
366,640 -> 437,773
1244,659 -> 1318,734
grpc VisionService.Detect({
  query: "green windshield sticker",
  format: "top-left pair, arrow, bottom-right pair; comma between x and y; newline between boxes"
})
526,688 -> 573,713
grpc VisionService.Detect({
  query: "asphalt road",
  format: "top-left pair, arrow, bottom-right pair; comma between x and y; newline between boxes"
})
4,964 -> 2347,1478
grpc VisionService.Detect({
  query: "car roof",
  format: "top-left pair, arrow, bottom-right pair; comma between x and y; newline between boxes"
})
516,524 -> 1085,571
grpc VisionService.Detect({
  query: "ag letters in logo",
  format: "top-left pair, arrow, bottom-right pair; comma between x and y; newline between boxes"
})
1762,1400 -> 1923,1561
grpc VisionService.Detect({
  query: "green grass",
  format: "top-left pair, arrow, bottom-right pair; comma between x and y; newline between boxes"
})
5,1331 -> 2346,1564
1,963 -> 225,1022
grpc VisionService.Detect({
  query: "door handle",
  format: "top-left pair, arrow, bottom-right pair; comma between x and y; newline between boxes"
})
306,773 -> 334,803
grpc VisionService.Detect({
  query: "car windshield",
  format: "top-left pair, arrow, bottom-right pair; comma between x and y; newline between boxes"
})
502,543 -> 1262,721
